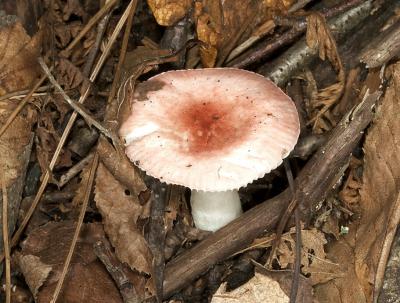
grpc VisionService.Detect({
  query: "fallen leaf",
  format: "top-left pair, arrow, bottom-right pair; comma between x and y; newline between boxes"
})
315,63 -> 400,302
354,62 -> 400,301
211,272 -> 289,303
194,0 -> 293,67
0,16 -> 39,267
18,221 -> 123,303
306,13 -> 345,133
56,58 -> 88,90
0,17 -> 41,95
15,253 -> 52,300
94,163 -> 153,276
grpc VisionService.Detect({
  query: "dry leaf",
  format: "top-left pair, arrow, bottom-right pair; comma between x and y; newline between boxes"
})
212,272 -> 289,303
306,13 -> 345,132
0,17 -> 41,95
315,63 -> 400,303
15,253 -> 52,300
194,0 -> 294,67
147,0 -> 192,26
71,162 -> 91,206
253,227 -> 343,285
56,58 -> 87,90
19,221 -> 123,303
0,16 -> 39,266
354,63 -> 400,301
94,163 -> 153,276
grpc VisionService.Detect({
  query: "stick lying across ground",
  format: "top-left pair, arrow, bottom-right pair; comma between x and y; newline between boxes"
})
162,86 -> 382,298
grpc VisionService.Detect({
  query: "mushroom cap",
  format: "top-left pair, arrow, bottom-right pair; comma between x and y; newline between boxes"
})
119,68 -> 300,191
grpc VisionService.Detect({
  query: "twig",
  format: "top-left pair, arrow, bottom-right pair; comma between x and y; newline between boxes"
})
288,0 -> 315,13
216,7 -> 258,67
283,160 -> 302,303
38,57 -> 118,143
260,0 -> 373,86
359,20 -> 400,68
0,85 -> 50,101
0,73 -> 47,139
50,154 -> 99,303
58,153 -> 95,187
94,240 -> 140,303
162,85 -> 382,298
147,179 -> 168,302
2,177 -> 11,303
0,0 -> 130,262
64,0 -> 119,52
228,0 -> 365,69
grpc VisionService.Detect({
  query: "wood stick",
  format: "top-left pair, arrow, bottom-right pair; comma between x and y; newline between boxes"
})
162,87 -> 382,298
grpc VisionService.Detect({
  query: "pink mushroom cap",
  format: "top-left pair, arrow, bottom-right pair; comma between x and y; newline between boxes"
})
119,68 -> 300,191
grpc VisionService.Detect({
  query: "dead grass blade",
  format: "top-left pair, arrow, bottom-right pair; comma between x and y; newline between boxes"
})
2,176 -> 11,303
50,153 -> 99,303
0,73 -> 47,139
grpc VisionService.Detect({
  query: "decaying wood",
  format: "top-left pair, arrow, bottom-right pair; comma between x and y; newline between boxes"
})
162,86 -> 382,299
147,179 -> 168,301
360,20 -> 400,68
259,0 -> 373,86
228,0 -> 366,69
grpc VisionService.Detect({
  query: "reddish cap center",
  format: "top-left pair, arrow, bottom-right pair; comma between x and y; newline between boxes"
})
176,100 -> 252,156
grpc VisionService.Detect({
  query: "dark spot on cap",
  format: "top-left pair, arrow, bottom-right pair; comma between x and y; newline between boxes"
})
135,79 -> 166,101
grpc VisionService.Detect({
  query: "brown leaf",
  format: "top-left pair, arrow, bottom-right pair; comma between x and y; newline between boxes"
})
56,58 -> 87,90
0,18 -> 41,95
147,0 -> 192,26
306,13 -> 345,132
19,221 -> 123,303
94,163 -> 153,276
211,272 -> 289,302
15,253 -> 52,300
354,63 -> 400,301
71,163 -> 91,207
194,0 -> 293,67
315,64 -> 400,302
0,17 -> 39,265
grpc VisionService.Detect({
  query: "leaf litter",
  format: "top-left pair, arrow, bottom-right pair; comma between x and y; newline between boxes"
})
0,1 -> 399,303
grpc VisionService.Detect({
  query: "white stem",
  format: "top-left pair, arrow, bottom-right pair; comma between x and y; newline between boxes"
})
190,190 -> 243,232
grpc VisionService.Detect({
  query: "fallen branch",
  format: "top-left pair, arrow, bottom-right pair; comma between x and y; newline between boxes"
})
162,86 -> 382,299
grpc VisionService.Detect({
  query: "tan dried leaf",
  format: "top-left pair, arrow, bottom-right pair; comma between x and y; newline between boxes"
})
19,221 -> 123,302
212,272 -> 289,303
147,0 -> 192,26
56,58 -> 87,90
315,64 -> 400,302
354,63 -> 400,301
306,13 -> 345,132
71,163 -> 91,206
195,0 -> 271,67
15,253 -> 52,299
0,19 -> 41,95
95,163 -> 153,275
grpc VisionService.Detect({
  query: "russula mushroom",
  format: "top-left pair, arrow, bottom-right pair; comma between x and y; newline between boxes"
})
119,68 -> 300,231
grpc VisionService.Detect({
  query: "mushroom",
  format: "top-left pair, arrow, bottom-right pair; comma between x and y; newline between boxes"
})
119,68 -> 300,231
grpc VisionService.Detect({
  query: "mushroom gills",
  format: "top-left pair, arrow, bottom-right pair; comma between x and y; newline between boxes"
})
190,190 -> 242,231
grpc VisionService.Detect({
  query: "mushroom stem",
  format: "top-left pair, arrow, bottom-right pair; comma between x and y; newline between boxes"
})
190,190 -> 243,231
